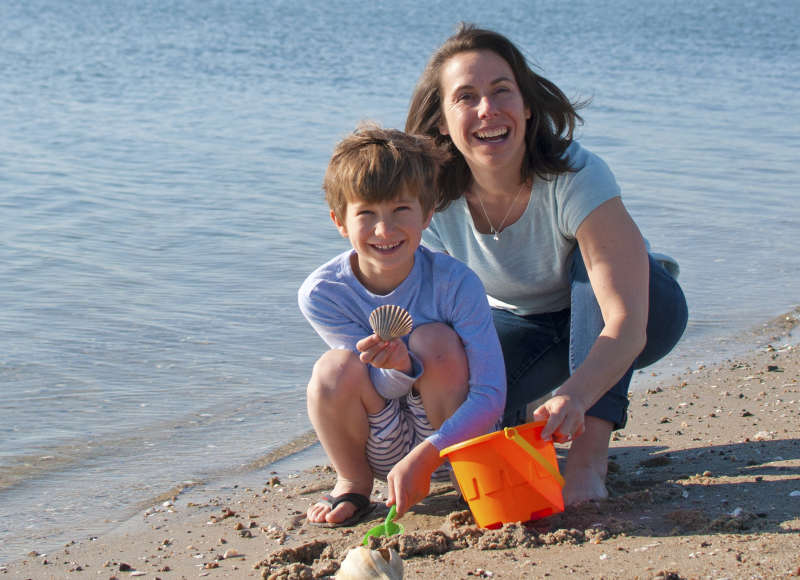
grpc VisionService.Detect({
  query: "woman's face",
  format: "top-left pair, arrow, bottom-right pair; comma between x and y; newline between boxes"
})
438,50 -> 530,177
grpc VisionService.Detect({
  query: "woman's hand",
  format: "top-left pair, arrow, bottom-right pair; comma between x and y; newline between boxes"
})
385,440 -> 442,517
533,394 -> 587,443
356,334 -> 413,374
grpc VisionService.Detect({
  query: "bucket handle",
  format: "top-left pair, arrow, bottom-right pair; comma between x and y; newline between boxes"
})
504,427 -> 565,488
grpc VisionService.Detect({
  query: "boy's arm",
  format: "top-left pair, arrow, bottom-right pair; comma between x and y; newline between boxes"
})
425,268 -> 507,451
298,280 -> 423,398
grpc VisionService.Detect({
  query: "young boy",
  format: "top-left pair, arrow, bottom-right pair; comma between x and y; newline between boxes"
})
298,124 -> 505,527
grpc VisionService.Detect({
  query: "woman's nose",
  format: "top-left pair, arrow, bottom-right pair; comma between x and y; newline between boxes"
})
478,95 -> 497,118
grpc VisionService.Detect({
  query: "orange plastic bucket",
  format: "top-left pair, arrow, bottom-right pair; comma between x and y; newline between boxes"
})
440,421 -> 565,528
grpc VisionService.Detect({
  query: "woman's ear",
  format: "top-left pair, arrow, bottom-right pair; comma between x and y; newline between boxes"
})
438,120 -> 450,136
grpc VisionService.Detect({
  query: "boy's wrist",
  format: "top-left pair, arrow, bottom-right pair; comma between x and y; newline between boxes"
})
396,354 -> 413,375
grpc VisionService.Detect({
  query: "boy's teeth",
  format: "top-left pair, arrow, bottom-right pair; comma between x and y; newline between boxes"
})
375,242 -> 401,249
476,127 -> 507,139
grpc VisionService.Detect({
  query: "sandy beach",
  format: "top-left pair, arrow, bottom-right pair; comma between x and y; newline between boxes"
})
3,307 -> 799,580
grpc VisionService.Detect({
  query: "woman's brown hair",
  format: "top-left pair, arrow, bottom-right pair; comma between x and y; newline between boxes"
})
405,23 -> 585,209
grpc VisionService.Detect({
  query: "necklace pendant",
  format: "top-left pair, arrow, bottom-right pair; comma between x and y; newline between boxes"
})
493,232 -> 500,241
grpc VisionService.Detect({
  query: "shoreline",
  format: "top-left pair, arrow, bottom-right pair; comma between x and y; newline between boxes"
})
2,307 -> 799,578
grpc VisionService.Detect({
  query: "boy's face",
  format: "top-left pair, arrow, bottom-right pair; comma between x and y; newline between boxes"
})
331,191 -> 433,294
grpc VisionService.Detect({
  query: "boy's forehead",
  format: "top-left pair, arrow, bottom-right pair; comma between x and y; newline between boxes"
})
346,189 -> 421,207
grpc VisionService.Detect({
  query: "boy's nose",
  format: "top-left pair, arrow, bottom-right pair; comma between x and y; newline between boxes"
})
374,219 -> 394,236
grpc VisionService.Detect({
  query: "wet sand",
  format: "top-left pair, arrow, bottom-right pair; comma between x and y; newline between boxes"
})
3,307 -> 799,579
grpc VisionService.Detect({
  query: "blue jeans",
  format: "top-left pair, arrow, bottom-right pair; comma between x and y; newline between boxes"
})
494,252 -> 688,429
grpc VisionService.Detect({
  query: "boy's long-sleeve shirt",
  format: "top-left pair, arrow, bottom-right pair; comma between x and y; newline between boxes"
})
298,246 -> 506,451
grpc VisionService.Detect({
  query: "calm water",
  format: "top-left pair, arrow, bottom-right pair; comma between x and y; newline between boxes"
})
1,0 -> 798,563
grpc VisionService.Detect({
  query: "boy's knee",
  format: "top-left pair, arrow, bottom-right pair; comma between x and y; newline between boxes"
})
409,323 -> 467,377
308,349 -> 367,400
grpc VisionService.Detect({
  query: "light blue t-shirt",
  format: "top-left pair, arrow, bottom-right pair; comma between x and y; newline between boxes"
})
422,141 -> 621,315
298,245 -> 506,451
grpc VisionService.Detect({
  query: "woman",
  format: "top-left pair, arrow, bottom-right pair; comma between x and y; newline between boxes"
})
406,24 -> 688,505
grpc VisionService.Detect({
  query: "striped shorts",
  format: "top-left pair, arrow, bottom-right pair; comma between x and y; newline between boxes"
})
365,391 -> 451,481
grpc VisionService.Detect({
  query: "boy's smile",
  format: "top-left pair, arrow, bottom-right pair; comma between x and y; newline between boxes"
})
332,192 -> 432,295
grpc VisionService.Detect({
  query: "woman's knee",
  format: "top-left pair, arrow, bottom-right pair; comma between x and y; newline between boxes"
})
637,258 -> 689,368
307,349 -> 368,402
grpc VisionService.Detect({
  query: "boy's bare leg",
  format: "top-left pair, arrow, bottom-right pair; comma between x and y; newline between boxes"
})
561,415 -> 612,505
409,323 -> 469,428
306,349 -> 385,524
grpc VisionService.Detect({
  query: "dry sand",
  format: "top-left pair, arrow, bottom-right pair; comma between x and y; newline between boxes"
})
3,308 -> 799,580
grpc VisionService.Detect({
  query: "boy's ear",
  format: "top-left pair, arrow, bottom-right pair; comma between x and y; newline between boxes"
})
423,209 -> 434,229
330,210 -> 349,238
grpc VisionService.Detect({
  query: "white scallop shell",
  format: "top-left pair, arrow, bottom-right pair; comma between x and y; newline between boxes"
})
335,546 -> 404,580
368,305 -> 413,341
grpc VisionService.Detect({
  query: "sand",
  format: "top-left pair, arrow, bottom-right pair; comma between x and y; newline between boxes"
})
3,307 -> 799,580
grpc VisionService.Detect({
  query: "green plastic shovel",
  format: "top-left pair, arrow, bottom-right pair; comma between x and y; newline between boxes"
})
362,505 -> 404,545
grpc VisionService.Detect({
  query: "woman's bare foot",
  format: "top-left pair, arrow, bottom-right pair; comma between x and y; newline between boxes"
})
562,464 -> 609,505
561,416 -> 612,505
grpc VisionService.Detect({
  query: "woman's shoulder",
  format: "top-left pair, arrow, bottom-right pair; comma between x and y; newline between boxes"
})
563,141 -> 610,173
553,141 -> 619,193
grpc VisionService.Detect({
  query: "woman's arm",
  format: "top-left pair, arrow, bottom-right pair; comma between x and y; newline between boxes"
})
534,196 -> 649,441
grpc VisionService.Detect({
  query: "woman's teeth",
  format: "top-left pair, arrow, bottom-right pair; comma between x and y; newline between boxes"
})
476,127 -> 508,140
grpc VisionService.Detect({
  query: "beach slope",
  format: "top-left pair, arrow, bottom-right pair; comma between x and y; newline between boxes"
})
3,309 -> 799,579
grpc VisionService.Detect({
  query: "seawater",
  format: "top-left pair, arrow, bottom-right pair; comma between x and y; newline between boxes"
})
1,0 -> 798,563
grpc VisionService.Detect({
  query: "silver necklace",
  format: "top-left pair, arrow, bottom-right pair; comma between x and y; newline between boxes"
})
473,180 -> 530,241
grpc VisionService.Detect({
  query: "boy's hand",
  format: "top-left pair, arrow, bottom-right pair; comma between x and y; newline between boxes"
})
385,440 -> 442,517
357,334 -> 413,374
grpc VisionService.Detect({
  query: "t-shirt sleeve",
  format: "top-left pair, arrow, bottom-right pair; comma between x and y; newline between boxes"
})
424,266 -> 507,451
557,149 -> 622,237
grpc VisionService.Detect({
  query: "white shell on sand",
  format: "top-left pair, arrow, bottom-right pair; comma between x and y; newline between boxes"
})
335,546 -> 403,579
369,305 -> 413,341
